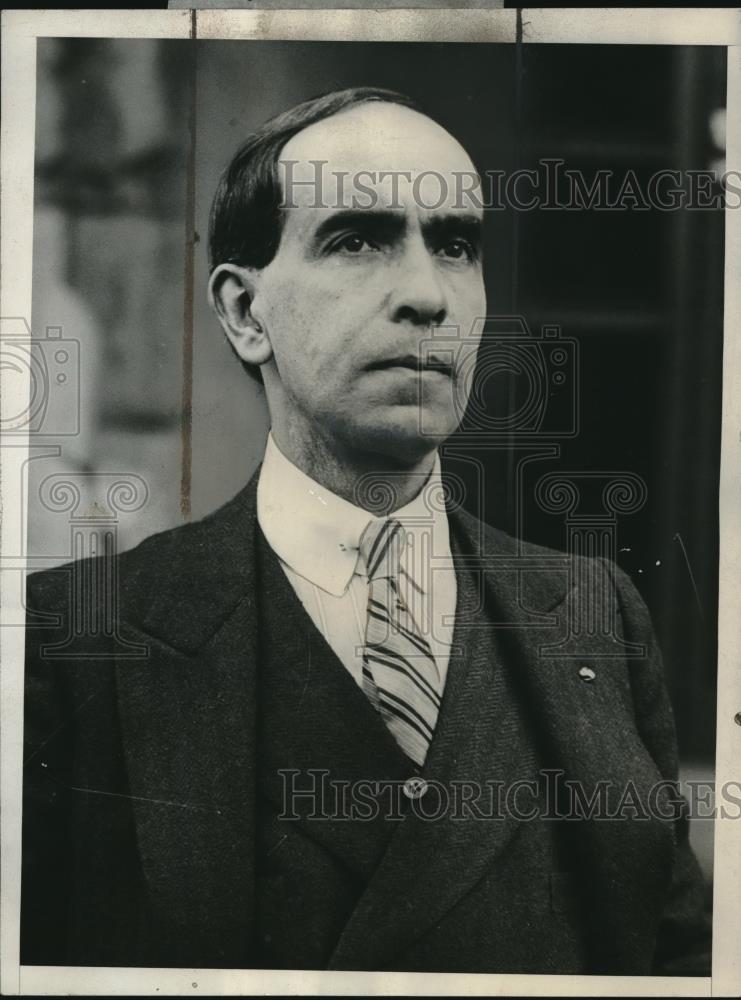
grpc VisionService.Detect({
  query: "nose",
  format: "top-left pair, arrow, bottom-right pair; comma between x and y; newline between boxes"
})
389,236 -> 448,327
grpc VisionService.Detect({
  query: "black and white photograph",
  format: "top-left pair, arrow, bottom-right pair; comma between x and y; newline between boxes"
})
1,8 -> 740,995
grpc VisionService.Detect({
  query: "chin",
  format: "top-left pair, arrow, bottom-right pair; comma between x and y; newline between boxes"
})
345,411 -> 457,466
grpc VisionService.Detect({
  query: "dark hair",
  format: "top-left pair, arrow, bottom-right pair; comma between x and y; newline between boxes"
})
208,87 -> 422,382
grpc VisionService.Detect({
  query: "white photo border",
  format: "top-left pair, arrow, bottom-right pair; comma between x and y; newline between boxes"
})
1,8 -> 739,997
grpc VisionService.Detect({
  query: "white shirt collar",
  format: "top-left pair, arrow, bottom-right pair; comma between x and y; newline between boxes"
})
257,432 -> 451,597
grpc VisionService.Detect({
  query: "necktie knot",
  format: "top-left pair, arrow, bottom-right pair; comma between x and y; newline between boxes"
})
359,518 -> 406,583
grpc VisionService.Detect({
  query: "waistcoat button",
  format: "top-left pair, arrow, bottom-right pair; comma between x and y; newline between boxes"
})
403,776 -> 428,799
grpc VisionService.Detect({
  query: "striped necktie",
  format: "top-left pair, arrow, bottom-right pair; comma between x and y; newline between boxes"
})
359,518 -> 441,766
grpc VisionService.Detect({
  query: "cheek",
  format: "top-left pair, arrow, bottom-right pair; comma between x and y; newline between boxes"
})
261,281 -> 351,383
261,281 -> 301,341
260,284 -> 310,359
264,279 -> 364,366
450,282 -> 486,372
459,277 -> 487,319
445,271 -> 486,331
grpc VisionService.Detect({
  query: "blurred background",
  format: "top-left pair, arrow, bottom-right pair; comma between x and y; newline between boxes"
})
29,39 -> 725,885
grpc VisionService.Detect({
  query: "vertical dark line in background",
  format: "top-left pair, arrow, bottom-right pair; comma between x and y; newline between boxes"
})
506,8 -> 525,526
662,47 -> 720,759
180,9 -> 197,520
511,9 -> 523,315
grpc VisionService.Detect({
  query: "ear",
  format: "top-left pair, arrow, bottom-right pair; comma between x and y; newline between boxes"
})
207,263 -> 273,368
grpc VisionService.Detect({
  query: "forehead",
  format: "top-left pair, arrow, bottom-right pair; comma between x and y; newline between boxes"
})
277,102 -> 482,215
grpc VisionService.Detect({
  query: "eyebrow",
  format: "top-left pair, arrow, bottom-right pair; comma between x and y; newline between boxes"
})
309,209 -> 483,252
424,213 -> 483,251
310,209 -> 405,250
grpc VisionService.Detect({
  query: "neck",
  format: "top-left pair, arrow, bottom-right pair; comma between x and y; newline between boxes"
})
269,424 -> 437,514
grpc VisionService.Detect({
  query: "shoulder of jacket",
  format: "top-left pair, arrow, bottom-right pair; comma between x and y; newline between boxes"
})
26,480 -> 256,617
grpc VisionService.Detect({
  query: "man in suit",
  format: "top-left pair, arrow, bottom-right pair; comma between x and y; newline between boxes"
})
21,87 -> 710,974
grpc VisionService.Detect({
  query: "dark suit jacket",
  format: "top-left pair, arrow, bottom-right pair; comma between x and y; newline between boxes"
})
21,471 -> 710,973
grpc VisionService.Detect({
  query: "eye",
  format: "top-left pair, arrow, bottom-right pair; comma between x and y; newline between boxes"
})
439,238 -> 476,261
332,234 -> 380,254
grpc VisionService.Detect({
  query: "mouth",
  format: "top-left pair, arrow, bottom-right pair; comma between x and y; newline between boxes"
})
366,355 -> 454,378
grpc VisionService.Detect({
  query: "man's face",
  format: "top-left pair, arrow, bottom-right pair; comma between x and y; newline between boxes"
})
250,102 -> 486,465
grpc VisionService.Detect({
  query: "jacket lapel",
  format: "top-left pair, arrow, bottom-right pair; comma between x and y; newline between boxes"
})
115,476 -> 262,966
255,527 -> 417,881
495,558 -> 676,973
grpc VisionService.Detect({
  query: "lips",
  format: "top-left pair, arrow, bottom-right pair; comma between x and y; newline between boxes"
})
367,354 -> 453,377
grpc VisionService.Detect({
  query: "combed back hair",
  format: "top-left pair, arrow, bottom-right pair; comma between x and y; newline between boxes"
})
208,87 -> 423,382
208,87 -> 421,273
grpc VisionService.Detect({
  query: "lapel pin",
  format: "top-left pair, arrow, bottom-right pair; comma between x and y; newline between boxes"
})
578,666 -> 596,682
